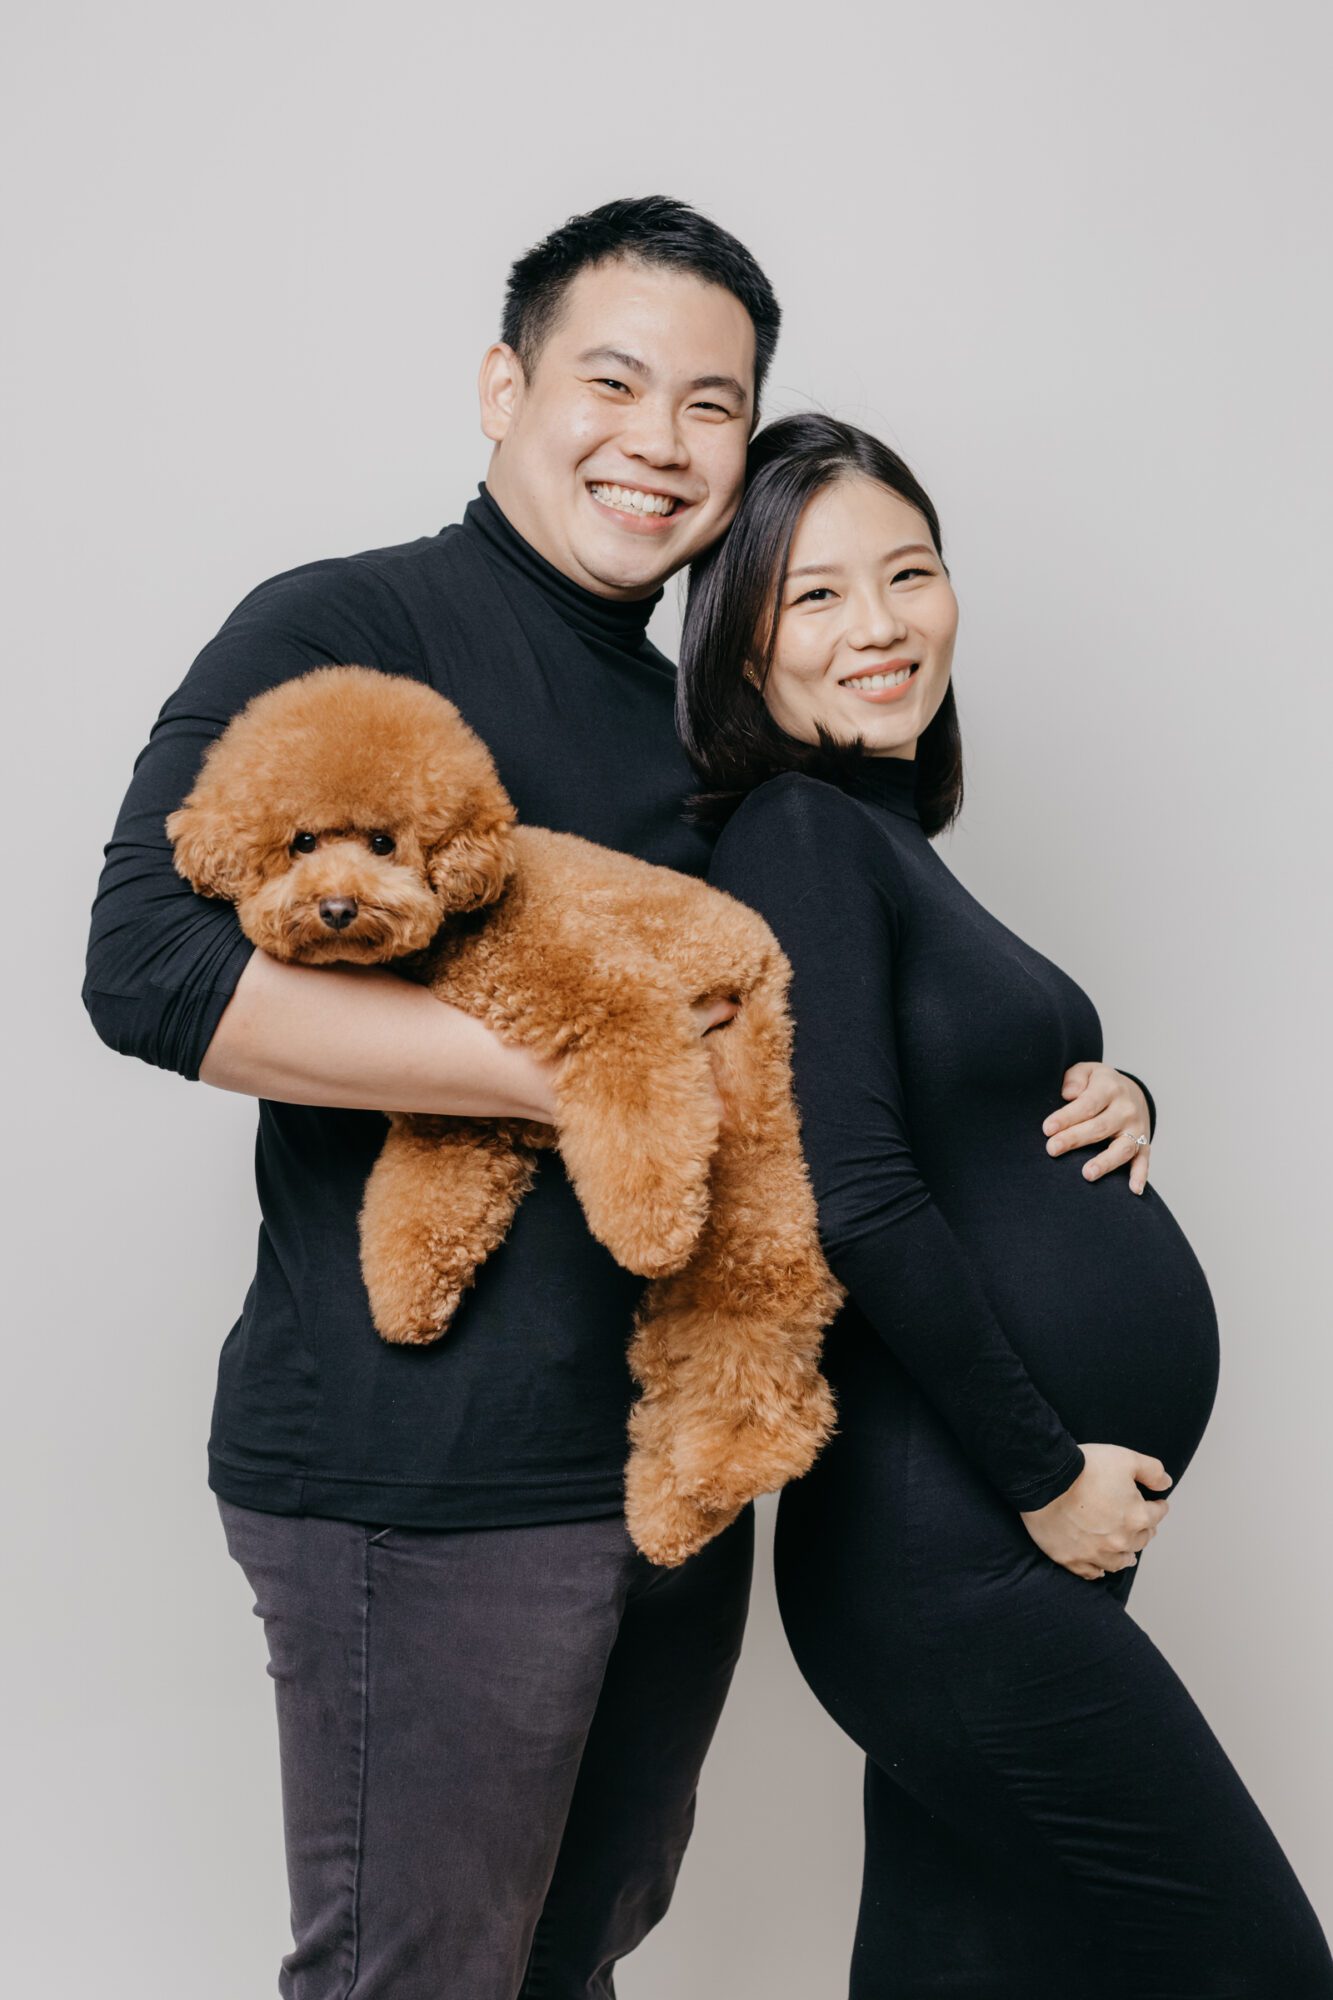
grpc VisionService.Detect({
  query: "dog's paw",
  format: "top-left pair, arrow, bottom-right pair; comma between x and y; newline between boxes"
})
666,1377 -> 837,1510
624,1453 -> 737,1568
367,1281 -> 464,1345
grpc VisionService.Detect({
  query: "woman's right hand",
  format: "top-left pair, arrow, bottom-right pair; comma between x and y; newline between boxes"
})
1020,1444 -> 1173,1580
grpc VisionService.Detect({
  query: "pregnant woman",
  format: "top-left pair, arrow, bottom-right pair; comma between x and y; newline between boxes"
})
685,415 -> 1332,1995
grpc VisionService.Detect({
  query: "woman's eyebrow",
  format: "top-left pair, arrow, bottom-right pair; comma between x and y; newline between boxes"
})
787,542 -> 936,580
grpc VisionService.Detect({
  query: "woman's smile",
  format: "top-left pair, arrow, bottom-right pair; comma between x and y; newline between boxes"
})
839,660 -> 921,701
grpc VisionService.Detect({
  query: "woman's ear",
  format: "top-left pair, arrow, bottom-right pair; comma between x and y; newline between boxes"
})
426,817 -> 516,913
165,800 -> 253,903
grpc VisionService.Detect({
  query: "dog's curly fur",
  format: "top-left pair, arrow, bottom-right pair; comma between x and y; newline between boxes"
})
168,665 -> 843,1565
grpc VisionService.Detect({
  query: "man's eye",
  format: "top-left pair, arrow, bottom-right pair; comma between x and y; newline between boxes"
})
692,401 -> 731,417
368,832 -> 396,856
290,832 -> 318,854
595,378 -> 630,394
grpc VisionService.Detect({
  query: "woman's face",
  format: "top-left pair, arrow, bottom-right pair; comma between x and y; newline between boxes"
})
756,475 -> 959,758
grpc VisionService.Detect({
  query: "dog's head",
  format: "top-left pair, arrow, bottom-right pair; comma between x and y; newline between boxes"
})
166,665 -> 517,963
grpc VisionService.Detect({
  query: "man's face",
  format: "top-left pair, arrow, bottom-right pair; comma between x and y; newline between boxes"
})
480,258 -> 756,599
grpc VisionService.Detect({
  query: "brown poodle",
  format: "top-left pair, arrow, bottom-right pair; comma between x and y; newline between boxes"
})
168,665 -> 843,1565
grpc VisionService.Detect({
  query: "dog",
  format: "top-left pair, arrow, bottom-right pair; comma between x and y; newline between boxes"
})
168,664 -> 842,1564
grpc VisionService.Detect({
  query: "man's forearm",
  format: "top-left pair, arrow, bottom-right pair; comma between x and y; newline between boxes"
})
199,950 -> 556,1120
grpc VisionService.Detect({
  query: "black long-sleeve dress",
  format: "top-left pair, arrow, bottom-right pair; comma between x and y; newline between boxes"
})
708,757 -> 1331,1998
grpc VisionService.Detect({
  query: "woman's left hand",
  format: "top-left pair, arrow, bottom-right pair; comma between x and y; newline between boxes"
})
1042,1062 -> 1152,1195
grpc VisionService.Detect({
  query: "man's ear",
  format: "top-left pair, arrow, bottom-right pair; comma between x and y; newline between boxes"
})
165,801 -> 253,903
427,818 -> 515,913
478,341 -> 524,446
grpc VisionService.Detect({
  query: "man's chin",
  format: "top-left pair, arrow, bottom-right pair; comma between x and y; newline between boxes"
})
571,530 -> 692,600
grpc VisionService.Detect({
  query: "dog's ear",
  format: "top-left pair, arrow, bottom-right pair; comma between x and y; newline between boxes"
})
426,815 -> 515,914
165,800 -> 256,903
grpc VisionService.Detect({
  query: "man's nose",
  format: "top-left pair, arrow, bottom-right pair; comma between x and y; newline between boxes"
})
621,398 -> 688,467
319,896 -> 358,931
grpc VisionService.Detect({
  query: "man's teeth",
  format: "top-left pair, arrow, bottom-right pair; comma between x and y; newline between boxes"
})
589,482 -> 678,517
845,665 -> 916,690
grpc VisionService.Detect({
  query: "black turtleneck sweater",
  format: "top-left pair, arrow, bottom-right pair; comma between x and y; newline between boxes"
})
83,487 -> 712,1528
707,760 -> 1218,1512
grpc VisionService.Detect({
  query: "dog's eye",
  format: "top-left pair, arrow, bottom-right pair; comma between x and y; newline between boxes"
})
368,832 -> 396,856
289,833 -> 318,855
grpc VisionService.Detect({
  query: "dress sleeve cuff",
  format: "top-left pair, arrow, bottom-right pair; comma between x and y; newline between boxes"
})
1006,1444 -> 1086,1512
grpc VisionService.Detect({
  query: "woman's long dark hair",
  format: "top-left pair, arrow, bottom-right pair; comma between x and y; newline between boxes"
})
678,414 -> 964,835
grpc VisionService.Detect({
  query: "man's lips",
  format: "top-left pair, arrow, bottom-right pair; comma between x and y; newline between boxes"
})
586,479 -> 693,534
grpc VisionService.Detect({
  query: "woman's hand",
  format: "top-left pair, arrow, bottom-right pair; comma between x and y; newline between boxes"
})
1020,1444 -> 1172,1579
1042,1061 -> 1153,1194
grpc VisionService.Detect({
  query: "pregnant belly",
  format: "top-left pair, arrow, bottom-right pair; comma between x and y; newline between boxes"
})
938,1154 -> 1221,1486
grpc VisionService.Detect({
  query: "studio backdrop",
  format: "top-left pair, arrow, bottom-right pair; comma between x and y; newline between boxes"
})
4,3 -> 1330,1994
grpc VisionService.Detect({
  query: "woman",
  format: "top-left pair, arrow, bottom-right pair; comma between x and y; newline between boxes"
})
683,415 -> 1332,1995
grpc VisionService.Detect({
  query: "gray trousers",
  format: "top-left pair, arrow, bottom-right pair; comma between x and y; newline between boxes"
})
217,1496 -> 754,2000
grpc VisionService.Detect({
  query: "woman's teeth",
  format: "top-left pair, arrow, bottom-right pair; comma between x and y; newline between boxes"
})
845,665 -> 917,690
589,482 -> 678,518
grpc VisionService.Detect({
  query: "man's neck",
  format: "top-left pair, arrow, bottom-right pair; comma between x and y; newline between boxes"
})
483,467 -> 668,606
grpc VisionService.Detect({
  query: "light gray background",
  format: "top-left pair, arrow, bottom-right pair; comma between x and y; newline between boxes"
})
4,2 -> 1330,1991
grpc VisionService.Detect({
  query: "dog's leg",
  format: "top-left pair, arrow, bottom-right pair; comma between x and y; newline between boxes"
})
624,977 -> 844,1566
358,1116 -> 542,1343
551,978 -> 721,1280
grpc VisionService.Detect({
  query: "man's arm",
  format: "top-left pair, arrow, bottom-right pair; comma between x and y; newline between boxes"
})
83,556 -> 553,1119
199,950 -> 556,1119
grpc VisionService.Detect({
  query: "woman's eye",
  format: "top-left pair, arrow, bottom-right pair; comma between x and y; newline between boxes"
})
289,832 -> 317,855
893,567 -> 932,584
794,587 -> 834,604
368,832 -> 396,856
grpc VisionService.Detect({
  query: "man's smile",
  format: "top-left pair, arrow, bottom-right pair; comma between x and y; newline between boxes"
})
586,480 -> 691,533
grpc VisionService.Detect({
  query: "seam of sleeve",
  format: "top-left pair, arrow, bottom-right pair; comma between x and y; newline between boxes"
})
348,557 -> 436,687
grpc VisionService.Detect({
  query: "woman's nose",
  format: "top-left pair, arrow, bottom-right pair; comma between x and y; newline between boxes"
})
847,592 -> 909,648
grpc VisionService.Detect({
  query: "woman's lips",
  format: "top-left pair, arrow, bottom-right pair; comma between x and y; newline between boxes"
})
841,663 -> 921,703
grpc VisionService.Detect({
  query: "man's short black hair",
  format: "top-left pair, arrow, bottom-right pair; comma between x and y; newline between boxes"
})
501,195 -> 781,418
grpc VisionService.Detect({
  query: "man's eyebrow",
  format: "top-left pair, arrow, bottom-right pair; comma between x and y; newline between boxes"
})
576,348 -> 749,405
578,346 -> 651,376
786,542 -> 936,579
688,373 -> 749,403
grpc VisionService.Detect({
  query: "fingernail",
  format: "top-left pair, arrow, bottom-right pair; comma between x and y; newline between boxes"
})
1042,1118 -> 1055,1134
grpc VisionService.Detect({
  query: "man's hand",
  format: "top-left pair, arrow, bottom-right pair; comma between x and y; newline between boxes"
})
1042,1061 -> 1153,1194
1020,1443 -> 1172,1580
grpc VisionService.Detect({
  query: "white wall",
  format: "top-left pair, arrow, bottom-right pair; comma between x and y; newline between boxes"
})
4,2 -> 1329,1992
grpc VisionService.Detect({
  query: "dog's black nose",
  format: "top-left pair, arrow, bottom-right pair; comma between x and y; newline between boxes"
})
319,897 -> 358,931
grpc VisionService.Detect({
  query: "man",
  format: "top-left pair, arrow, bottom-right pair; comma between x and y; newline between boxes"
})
83,196 -> 780,1999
